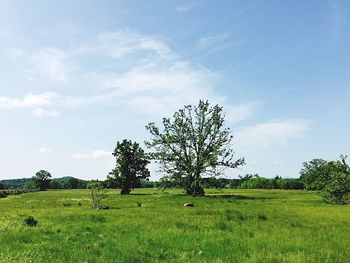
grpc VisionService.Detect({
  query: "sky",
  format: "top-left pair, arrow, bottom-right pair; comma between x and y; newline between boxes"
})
0,0 -> 349,180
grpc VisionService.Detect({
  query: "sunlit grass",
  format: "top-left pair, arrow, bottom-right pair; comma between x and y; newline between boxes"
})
0,189 -> 349,262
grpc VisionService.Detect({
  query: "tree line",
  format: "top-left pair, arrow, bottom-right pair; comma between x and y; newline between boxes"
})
1,100 -> 349,204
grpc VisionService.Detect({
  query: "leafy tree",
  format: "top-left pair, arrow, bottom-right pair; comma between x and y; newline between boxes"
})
109,140 -> 150,194
300,159 -> 328,190
320,155 -> 350,204
145,100 -> 245,196
0,182 -> 5,190
31,170 -> 52,191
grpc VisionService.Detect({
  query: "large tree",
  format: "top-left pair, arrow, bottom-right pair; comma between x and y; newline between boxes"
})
108,140 -> 150,194
145,100 -> 245,196
32,170 -> 52,191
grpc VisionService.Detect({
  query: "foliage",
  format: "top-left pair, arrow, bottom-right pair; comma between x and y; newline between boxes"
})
157,174 -> 304,190
87,182 -> 108,209
238,174 -> 304,190
320,155 -> 350,204
0,182 -> 4,190
0,177 -> 87,190
0,178 -> 30,189
31,170 -> 52,191
108,139 -> 150,194
300,159 -> 329,190
145,100 -> 245,196
300,155 -> 350,204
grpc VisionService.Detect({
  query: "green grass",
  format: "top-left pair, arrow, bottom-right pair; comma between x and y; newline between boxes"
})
0,189 -> 349,263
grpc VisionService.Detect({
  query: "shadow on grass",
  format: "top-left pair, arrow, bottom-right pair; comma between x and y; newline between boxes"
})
204,194 -> 271,200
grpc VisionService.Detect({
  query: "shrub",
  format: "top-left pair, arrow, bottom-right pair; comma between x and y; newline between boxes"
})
24,216 -> 38,227
87,182 -> 108,209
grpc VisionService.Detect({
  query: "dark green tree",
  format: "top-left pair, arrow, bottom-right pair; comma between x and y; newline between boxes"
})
31,170 -> 52,191
145,100 -> 245,196
109,140 -> 150,194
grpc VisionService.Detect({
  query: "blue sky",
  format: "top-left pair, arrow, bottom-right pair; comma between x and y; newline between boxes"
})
0,0 -> 349,180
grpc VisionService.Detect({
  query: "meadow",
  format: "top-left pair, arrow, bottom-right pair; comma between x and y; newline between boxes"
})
0,189 -> 349,263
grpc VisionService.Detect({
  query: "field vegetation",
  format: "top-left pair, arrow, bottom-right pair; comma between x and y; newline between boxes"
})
0,189 -> 349,263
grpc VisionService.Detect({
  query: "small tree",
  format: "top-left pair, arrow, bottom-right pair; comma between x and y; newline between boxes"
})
145,100 -> 245,196
32,170 -> 52,191
88,182 -> 108,209
109,139 -> 150,195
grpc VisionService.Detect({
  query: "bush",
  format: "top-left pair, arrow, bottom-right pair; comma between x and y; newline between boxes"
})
87,182 -> 108,209
24,216 -> 38,227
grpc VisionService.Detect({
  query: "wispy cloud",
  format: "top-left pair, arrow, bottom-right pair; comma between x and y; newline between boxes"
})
236,119 -> 311,147
28,48 -> 75,82
329,0 -> 346,37
196,33 -> 243,57
5,29 -> 258,124
225,102 -> 262,124
33,108 -> 60,118
176,3 -> 195,13
38,148 -> 54,154
0,92 -> 59,109
198,33 -> 231,48
72,150 -> 112,160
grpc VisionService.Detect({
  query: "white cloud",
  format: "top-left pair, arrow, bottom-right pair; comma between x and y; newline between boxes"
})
32,108 -> 60,118
29,48 -> 74,81
83,31 -> 173,60
5,30 -> 257,123
0,92 -> 59,109
73,150 -> 112,160
236,119 -> 311,147
38,148 -> 54,154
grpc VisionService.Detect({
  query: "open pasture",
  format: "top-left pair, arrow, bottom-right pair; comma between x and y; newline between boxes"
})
0,189 -> 349,263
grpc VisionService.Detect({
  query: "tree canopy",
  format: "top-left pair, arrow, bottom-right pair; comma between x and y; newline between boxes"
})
31,170 -> 52,191
108,140 -> 150,194
145,100 -> 245,196
300,155 -> 350,204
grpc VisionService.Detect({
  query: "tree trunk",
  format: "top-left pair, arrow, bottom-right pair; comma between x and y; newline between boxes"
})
185,181 -> 205,196
120,188 -> 130,195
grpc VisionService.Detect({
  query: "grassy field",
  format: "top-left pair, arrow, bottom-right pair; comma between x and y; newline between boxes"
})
0,189 -> 349,263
